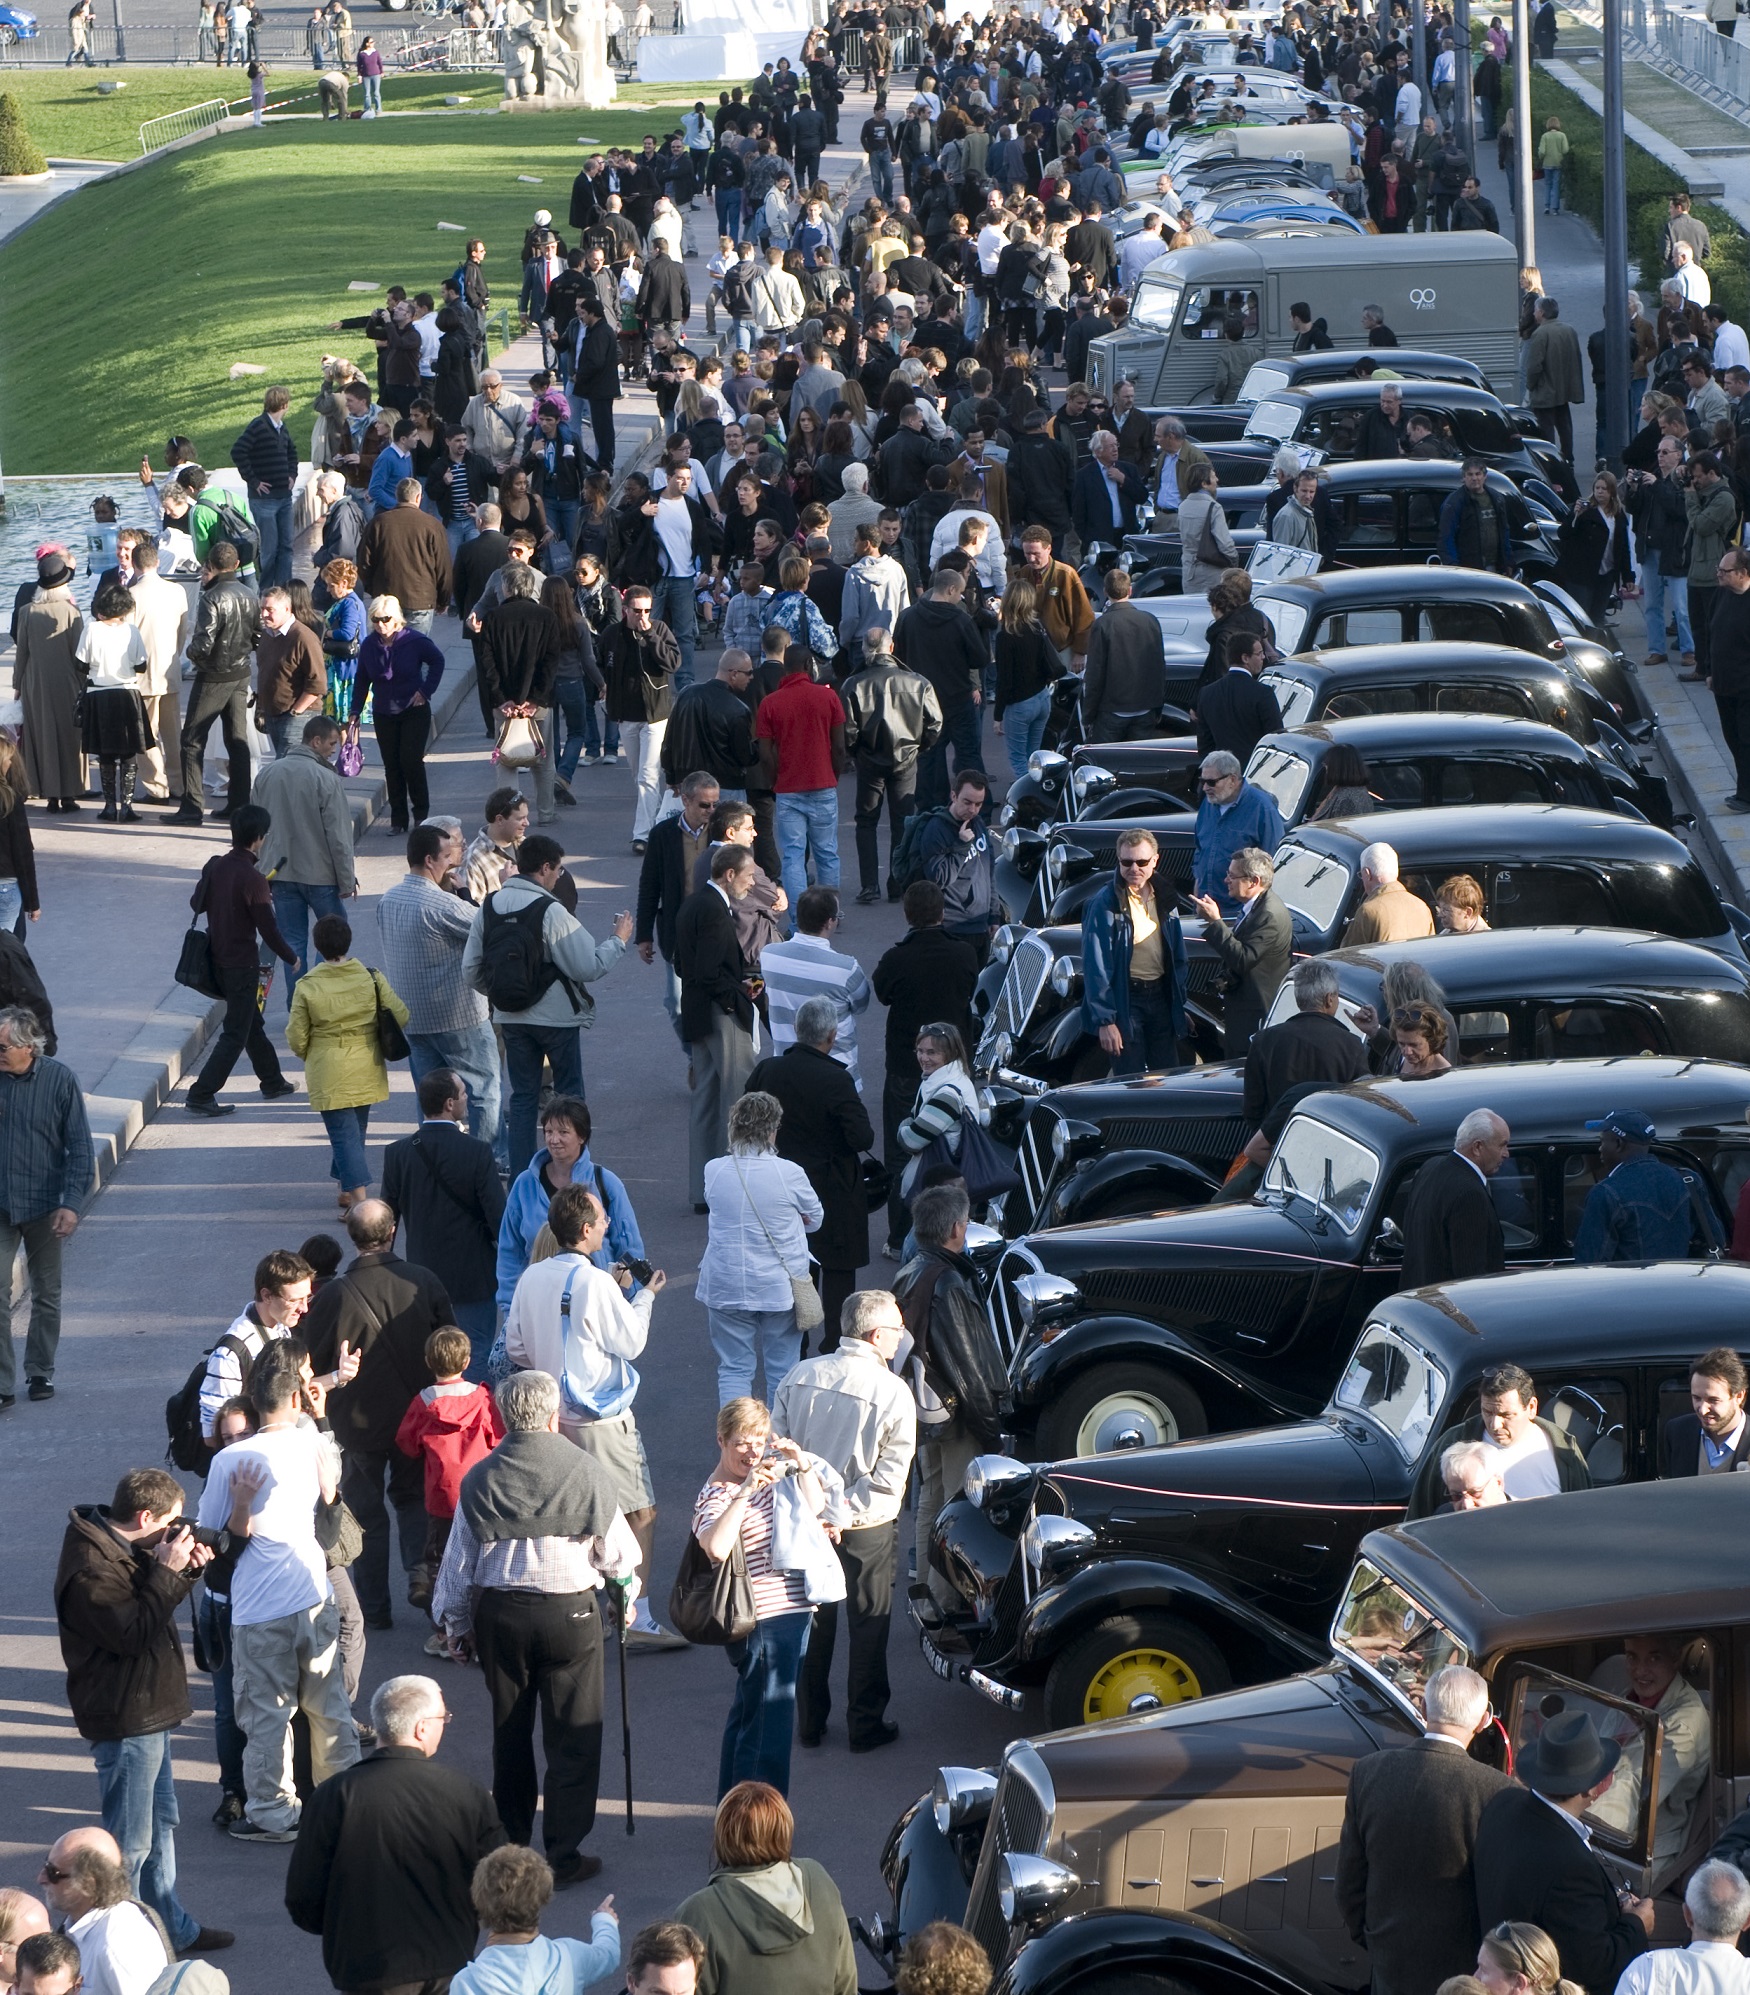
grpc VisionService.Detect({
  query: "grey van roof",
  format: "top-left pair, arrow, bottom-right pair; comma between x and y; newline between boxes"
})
1135,233 -> 1518,287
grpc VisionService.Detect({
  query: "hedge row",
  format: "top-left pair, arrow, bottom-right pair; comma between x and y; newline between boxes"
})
1503,66 -> 1750,324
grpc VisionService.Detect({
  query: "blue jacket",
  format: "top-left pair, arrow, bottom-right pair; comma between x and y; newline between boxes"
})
1081,874 -> 1187,1041
367,442 -> 414,516
1572,1153 -> 1692,1263
496,1144 -> 645,1311
1194,784 -> 1285,916
917,809 -> 996,936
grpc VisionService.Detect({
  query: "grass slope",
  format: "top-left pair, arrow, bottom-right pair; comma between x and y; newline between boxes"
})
0,106 -> 686,473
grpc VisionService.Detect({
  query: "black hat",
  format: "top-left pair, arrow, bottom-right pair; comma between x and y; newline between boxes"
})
1517,1710 -> 1622,1797
36,551 -> 74,588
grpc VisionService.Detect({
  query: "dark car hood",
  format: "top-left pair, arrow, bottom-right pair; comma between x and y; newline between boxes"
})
1040,1064 -> 1248,1125
1024,1195 -> 1340,1271
1044,1415 -> 1387,1518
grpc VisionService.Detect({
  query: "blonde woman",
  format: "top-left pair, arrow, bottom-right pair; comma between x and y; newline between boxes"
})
354,594 -> 445,834
1475,1924 -> 1584,1995
286,914 -> 409,1207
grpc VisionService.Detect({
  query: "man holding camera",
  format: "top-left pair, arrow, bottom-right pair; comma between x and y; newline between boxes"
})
54,1467 -> 233,1951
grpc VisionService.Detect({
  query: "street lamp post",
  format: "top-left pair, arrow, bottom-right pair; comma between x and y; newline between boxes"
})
1413,0 -> 1432,119
1455,0 -> 1477,165
1512,0 -> 1536,271
1600,0 -> 1631,465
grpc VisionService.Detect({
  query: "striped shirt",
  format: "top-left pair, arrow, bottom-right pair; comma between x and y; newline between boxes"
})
757,933 -> 872,1088
375,872 -> 488,1036
693,1478 -> 810,1619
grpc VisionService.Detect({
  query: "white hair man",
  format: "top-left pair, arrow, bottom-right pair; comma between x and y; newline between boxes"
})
285,1673 -> 507,1993
1612,1860 -> 1750,1995
1397,1107 -> 1511,1294
772,1287 -> 915,1752
35,1833 -> 171,1995
1439,1439 -> 1508,1511
1342,841 -> 1436,947
827,460 -> 883,564
1237,955 -> 1369,1169
1335,1664 -> 1510,1995
1410,1359 -> 1592,1519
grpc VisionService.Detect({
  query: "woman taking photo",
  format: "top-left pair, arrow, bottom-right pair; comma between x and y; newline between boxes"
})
696,1092 -> 823,1406
286,914 -> 409,1210
692,1408 -> 828,1799
994,575 -> 1061,778
75,581 -> 154,824
355,594 -> 446,834
1555,471 -> 1633,626
676,1781 -> 858,1991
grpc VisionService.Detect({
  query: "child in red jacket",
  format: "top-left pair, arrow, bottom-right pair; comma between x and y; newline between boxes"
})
395,1326 -> 504,1634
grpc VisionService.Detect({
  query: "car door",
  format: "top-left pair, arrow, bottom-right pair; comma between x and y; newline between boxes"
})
1350,1142 -> 1551,1320
1331,491 -> 1399,561
1404,488 -> 1445,555
1486,864 -> 1617,931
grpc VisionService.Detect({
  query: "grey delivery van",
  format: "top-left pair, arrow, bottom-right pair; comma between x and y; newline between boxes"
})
1087,232 -> 1520,403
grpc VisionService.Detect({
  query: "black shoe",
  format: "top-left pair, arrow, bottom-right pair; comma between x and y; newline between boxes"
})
363,1611 -> 394,1631
856,887 -> 881,904
0,1395 -> 14,1411
1729,796 -> 1750,814
849,1720 -> 900,1753
798,1728 -> 825,1748
550,1852 -> 604,1888
186,1096 -> 236,1118
119,805 -> 142,824
693,1201 -> 709,1215
209,806 -> 234,821
183,1929 -> 235,1954
260,1079 -> 297,1099
171,803 -> 205,826
27,1379 -> 54,1402
212,1793 -> 246,1828
60,798 -> 81,814
98,803 -> 119,823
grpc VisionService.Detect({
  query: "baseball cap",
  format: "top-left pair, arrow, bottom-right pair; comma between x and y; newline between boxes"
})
1585,1108 -> 1657,1141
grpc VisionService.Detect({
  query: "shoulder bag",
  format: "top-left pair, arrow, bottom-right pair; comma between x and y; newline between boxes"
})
1195,499 -> 1237,571
372,970 -> 410,1062
495,711 -> 546,769
336,718 -> 363,779
175,863 -> 222,1000
668,1517 -> 758,1644
732,1155 -> 825,1331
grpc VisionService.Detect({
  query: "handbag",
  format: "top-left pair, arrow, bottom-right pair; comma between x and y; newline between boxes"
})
860,1153 -> 892,1214
174,919 -> 221,1000
903,1104 -> 1021,1205
495,711 -> 546,769
732,1155 -> 825,1331
313,1493 -> 365,1570
336,718 -> 363,779
372,971 -> 410,1062
668,1526 -> 758,1645
1195,500 -> 1237,571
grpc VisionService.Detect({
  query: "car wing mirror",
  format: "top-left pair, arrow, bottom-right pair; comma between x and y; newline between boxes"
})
1367,1214 -> 1404,1264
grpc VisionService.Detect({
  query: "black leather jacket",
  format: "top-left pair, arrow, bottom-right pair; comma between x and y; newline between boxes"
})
187,573 -> 261,681
838,657 -> 944,770
894,1246 -> 1008,1446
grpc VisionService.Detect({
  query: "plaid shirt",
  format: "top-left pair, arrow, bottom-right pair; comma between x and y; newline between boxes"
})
0,1056 -> 95,1223
375,873 -> 488,1036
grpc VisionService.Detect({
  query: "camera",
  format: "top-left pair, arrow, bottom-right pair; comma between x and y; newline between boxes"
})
184,1524 -> 226,1550
622,1256 -> 655,1286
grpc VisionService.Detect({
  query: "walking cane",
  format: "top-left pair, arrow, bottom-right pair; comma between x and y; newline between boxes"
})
614,1579 -> 635,1835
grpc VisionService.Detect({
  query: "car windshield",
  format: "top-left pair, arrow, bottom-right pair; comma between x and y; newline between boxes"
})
1244,398 -> 1303,443
1262,1112 -> 1379,1232
1271,842 -> 1353,931
1331,1324 -> 1449,1462
1260,670 -> 1315,727
1240,361 -> 1292,403
1132,280 -> 1183,333
1331,1558 -> 1469,1715
1253,595 -> 1309,657
1246,744 -> 1312,818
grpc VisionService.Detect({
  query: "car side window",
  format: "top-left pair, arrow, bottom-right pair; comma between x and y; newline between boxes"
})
1370,759 -> 1426,807
1436,758 -> 1550,805
1531,1002 -> 1662,1059
1544,1377 -> 1632,1484
1404,492 -> 1444,546
1705,1143 -> 1750,1219
1431,681 -> 1534,719
1419,604 -> 1510,645
1326,682 -> 1419,718
1334,608 -> 1406,647
1453,1007 -> 1513,1064
1493,866 -> 1616,928
1336,493 -> 1396,549
1380,1148 -> 1542,1253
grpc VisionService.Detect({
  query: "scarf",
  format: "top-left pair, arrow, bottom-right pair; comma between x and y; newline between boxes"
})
459,1428 -> 619,1543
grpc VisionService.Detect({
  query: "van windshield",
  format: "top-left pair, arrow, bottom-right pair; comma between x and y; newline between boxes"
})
1132,280 -> 1183,333
1245,399 -> 1304,443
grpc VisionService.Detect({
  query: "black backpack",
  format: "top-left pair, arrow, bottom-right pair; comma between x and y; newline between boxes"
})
891,805 -> 954,891
207,495 -> 260,568
480,891 -> 582,1014
164,1332 -> 251,1471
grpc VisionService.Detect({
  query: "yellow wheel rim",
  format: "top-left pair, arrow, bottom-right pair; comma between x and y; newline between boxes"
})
1082,1647 -> 1204,1724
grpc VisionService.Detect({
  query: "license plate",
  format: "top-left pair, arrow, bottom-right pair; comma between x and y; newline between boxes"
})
920,1634 -> 956,1681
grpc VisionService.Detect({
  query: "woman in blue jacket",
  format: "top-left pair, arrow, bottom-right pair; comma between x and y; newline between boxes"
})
495,1094 -> 644,1316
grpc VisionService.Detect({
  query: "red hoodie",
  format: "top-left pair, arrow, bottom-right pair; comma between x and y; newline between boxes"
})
395,1381 -> 505,1518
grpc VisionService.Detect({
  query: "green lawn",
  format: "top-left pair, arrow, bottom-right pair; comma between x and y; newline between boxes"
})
0,65 -> 742,162
0,106 -> 689,472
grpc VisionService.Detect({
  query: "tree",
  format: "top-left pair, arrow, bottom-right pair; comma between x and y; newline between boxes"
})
0,94 -> 47,177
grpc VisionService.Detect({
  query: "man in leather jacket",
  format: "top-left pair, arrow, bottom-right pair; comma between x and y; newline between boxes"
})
894,1181 -> 1009,1613
839,629 -> 942,903
659,648 -> 759,794
176,542 -> 261,825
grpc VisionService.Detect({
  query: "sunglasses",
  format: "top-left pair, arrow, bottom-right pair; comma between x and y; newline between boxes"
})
40,1862 -> 72,1883
1118,856 -> 1154,870
1199,776 -> 1230,790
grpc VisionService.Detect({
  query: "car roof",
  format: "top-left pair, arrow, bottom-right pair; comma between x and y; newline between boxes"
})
1263,641 -> 1566,685
1363,1472 -> 1750,1655
1298,459 -> 1524,494
1266,349 -> 1488,382
1319,926 -> 1750,1000
1255,380 -> 1508,411
1261,712 -> 1589,758
1285,803 -> 1691,867
1252,566 -> 1545,608
1298,1056 -> 1750,1153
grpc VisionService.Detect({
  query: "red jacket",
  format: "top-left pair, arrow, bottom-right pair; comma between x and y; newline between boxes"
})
395,1382 -> 504,1518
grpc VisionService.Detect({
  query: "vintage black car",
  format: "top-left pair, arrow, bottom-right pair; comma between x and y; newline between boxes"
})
882,1473 -> 1750,1984
917,1261 -> 1750,1728
988,927 -> 1750,1228
1271,806 -> 1743,959
1202,380 -> 1574,504
984,1058 -> 1750,1460
982,1911 -> 1332,1995
998,741 -> 1204,834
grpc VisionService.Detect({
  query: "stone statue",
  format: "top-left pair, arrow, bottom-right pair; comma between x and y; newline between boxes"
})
502,0 -> 615,106
500,0 -> 542,96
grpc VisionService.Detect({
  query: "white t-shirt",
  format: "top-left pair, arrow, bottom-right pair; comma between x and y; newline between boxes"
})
69,1901 -> 170,1995
414,312 -> 443,376
198,1423 -> 331,1628
654,494 -> 699,578
1482,1422 -> 1560,1499
1395,80 -> 1421,126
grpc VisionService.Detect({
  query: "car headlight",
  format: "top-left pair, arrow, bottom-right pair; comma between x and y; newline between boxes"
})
1001,828 -> 1028,863
1049,956 -> 1081,998
932,1765 -> 1000,1835
1023,1512 -> 1096,1575
996,801 -> 1016,830
1015,1270 -> 1081,1326
1072,763 -> 1117,797
963,1454 -> 1034,1509
988,1030 -> 1013,1070
999,1853 -> 1081,1926
990,922 -> 1023,964
1029,749 -> 1070,783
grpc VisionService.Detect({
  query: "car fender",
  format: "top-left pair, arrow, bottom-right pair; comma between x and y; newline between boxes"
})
884,1793 -> 976,1949
1013,1554 -> 1328,1675
1011,1311 -> 1274,1418
1082,785 -> 1194,821
1044,1148 -> 1224,1227
1045,875 -> 1104,924
1042,1003 -> 1095,1068
994,1907 -> 1332,1995
997,857 -> 1045,926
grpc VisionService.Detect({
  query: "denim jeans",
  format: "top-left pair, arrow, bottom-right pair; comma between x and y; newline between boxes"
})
651,575 -> 697,692
1543,165 -> 1561,212
270,879 -> 344,1009
445,518 -> 477,564
196,1591 -> 245,1799
1112,978 -> 1183,1077
250,490 -> 296,589
342,1446 -> 428,1624
0,877 -> 25,939
361,71 -> 381,111
728,314 -> 754,354
774,787 -> 841,912
582,697 -> 620,759
320,1103 -> 372,1190
622,719 -> 667,840
0,1212 -> 62,1395
868,149 -> 894,202
545,499 -> 579,566
503,1020 -> 584,1175
91,1731 -> 200,1950
715,188 -> 743,241
707,1302 -> 800,1404
1643,566 -> 1693,656
553,678 -> 588,781
1001,687 -> 1053,778
720,1609 -> 811,1798
408,1021 -> 502,1144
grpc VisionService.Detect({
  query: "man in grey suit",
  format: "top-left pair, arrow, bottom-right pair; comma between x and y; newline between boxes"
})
1336,1664 -> 1510,1995
1189,845 -> 1293,1054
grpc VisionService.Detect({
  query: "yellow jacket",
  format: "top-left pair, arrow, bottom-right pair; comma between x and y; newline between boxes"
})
286,957 -> 409,1112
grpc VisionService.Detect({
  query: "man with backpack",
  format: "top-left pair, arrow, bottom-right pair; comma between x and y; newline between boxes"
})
187,1249 -> 318,1449
175,541 -> 261,826
912,769 -> 996,964
460,835 -> 635,1177
840,630 -> 942,905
